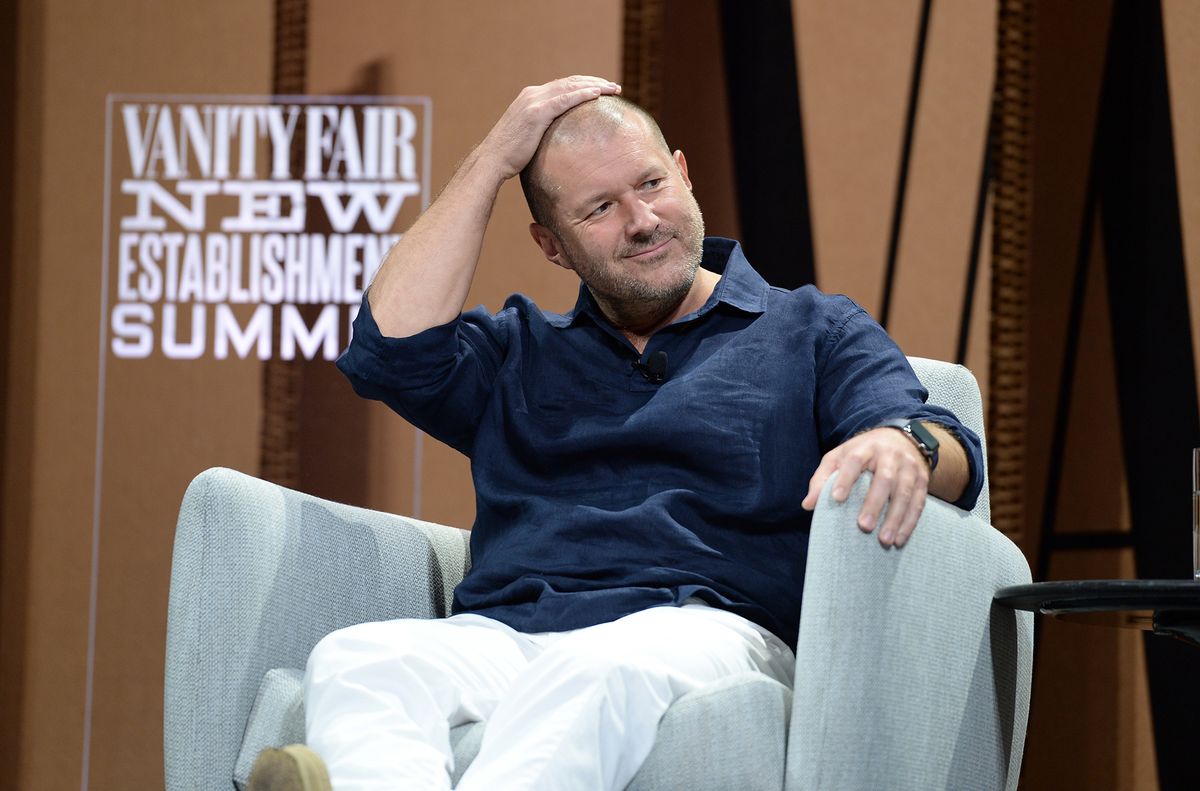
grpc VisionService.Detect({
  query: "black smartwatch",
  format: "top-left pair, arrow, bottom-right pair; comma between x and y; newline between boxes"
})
880,419 -> 940,471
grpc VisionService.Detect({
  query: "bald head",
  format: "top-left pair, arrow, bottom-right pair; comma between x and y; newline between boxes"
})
519,95 -> 671,231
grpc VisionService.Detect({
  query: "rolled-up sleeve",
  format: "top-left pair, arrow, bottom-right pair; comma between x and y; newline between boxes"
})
336,296 -> 513,456
814,303 -> 985,511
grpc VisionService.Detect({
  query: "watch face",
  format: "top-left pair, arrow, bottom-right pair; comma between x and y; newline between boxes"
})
909,421 -> 940,451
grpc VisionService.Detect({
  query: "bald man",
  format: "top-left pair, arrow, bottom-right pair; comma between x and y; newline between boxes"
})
248,76 -> 983,791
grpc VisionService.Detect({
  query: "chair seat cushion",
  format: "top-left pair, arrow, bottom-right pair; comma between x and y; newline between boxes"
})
627,671 -> 791,791
235,668 -> 791,791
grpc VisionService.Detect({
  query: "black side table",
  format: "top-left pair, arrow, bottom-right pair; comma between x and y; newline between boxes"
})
995,579 -> 1200,647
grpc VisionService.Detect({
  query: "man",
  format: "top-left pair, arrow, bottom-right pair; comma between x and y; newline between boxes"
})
249,75 -> 982,791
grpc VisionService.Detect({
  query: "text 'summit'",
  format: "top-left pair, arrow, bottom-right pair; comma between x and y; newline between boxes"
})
105,98 -> 429,360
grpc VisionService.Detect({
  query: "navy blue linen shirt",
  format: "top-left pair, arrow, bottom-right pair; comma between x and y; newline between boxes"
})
338,238 -> 983,648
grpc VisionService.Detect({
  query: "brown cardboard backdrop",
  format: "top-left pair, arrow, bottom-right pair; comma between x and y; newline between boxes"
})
6,3 -> 275,790
4,1 -> 623,789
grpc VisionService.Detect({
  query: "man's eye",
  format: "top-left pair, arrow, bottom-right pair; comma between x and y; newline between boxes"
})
590,202 -> 611,217
642,178 -> 663,189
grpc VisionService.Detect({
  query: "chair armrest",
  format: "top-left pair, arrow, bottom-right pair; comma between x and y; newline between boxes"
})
786,472 -> 1033,791
164,467 -> 471,791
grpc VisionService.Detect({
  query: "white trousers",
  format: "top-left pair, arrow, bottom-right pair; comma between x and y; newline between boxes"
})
304,602 -> 795,791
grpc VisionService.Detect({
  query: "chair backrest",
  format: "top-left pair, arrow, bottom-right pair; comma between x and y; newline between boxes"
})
907,356 -> 990,524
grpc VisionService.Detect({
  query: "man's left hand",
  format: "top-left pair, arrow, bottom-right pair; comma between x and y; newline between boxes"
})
800,428 -> 931,548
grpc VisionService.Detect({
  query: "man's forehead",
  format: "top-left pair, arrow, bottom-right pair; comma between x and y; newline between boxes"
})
540,112 -> 663,179
541,124 -> 668,208
524,98 -> 672,221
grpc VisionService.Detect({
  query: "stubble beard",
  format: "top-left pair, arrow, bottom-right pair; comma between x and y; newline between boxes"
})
562,195 -> 706,328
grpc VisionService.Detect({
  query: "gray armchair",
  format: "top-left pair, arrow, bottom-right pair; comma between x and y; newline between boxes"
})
164,357 -> 1033,790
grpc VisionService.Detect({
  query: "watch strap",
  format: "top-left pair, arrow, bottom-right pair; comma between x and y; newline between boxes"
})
879,419 -> 940,471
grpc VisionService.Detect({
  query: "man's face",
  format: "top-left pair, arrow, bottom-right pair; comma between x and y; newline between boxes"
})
535,115 -> 705,321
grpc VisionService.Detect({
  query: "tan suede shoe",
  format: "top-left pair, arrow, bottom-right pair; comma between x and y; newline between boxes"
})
247,745 -> 332,791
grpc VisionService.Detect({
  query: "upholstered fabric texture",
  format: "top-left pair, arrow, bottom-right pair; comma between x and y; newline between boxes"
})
789,475 -> 1031,791
233,668 -> 306,790
164,468 -> 470,791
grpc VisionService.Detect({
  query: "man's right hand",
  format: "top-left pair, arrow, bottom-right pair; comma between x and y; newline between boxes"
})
478,76 -> 623,181
365,76 -> 620,339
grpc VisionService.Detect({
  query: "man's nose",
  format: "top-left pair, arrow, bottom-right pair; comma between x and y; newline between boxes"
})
625,198 -> 660,237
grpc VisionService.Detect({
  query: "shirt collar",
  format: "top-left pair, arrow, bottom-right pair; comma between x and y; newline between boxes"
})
544,237 -> 770,329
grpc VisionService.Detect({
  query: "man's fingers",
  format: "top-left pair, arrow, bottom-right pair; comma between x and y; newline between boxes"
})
483,77 -> 622,179
804,429 -> 933,546
801,453 -> 839,510
560,74 -> 616,88
561,75 -> 622,91
542,77 -> 621,108
877,467 -> 917,546
548,84 -> 621,115
525,76 -> 617,100
856,461 -> 895,534
893,478 -> 928,547
833,448 -> 869,504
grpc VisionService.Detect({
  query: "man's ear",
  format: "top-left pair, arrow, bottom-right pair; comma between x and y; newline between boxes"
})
674,149 -> 693,191
529,223 -> 572,270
